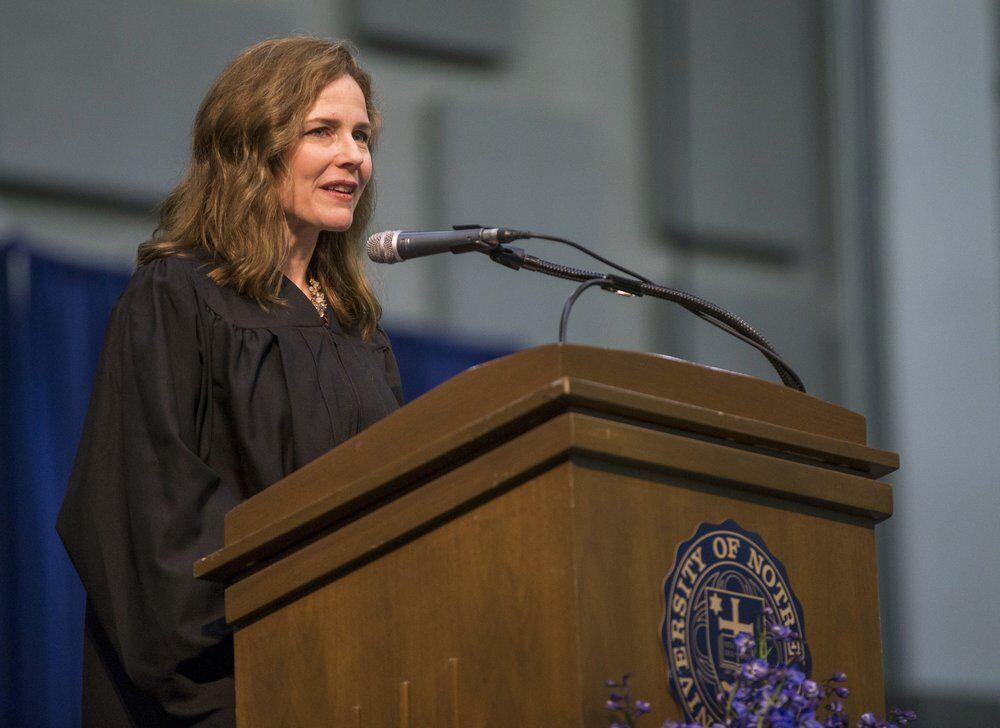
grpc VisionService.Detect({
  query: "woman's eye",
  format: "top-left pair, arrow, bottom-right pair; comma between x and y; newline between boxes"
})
353,130 -> 370,144
306,127 -> 330,137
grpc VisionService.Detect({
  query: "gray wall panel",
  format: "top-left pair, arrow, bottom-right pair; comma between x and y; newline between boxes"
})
651,0 -> 827,251
355,0 -> 513,61
0,1 -> 295,201
427,98 -> 620,347
875,0 -> 1000,701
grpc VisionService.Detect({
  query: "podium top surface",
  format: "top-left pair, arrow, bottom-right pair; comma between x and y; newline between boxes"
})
213,344 -> 888,543
195,344 -> 900,589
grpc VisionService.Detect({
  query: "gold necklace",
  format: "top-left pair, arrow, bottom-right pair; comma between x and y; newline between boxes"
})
306,277 -> 329,323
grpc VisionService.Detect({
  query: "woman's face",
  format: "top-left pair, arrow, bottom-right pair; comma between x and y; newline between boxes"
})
279,75 -> 373,242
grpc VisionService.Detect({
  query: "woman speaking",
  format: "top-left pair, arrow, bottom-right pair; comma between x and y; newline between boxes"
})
56,37 -> 403,727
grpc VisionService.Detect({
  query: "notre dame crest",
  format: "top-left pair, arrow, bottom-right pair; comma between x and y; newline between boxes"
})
660,520 -> 810,724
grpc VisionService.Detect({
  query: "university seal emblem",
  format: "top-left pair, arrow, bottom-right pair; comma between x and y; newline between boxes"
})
660,520 -> 810,724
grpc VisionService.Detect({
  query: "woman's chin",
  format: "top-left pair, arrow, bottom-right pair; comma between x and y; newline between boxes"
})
319,215 -> 354,233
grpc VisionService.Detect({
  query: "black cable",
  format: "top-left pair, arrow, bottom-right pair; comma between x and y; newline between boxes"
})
517,235 -> 792,360
637,280 -> 804,391
559,279 -> 608,343
688,309 -> 805,392
527,232 -> 653,284
523,255 -> 776,353
517,253 -> 805,391
478,233 -> 804,390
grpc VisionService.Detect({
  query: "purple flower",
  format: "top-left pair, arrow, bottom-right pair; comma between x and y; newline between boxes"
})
803,679 -> 821,699
731,699 -> 748,718
785,666 -> 806,686
766,705 -> 797,727
741,658 -> 769,680
733,631 -> 755,657
602,656 -> 914,727
890,707 -> 918,725
769,623 -> 792,640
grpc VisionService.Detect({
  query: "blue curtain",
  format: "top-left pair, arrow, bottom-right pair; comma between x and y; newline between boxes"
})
1,243 -> 130,727
0,240 -> 512,727
390,328 -> 515,402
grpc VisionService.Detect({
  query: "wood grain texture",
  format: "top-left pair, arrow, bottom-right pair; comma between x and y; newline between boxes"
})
235,464 -> 584,727
233,458 -> 887,726
198,373 -> 893,583
448,658 -> 460,728
399,680 -> 410,728
221,413 -> 890,625
562,379 -> 896,476
220,344 -> 867,544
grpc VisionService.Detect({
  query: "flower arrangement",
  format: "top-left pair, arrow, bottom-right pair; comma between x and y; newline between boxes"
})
604,624 -> 916,728
604,673 -> 650,728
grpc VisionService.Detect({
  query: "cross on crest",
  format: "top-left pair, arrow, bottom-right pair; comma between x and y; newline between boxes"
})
706,587 -> 764,671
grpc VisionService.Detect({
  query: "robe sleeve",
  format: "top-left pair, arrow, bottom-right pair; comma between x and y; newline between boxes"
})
374,324 -> 406,407
57,256 -> 236,724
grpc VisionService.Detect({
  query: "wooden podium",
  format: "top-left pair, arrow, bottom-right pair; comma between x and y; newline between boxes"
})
195,345 -> 898,726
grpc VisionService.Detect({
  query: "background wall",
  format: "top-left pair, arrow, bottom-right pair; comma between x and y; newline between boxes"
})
874,1 -> 1000,722
1,0 -> 997,725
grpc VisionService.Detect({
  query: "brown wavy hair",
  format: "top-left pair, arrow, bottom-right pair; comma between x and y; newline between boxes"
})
137,37 -> 383,338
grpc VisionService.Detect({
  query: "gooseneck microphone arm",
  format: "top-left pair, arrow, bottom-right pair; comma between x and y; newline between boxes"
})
365,226 -> 805,391
488,244 -> 804,392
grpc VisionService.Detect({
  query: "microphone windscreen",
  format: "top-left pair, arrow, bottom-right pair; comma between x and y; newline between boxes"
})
365,230 -> 400,263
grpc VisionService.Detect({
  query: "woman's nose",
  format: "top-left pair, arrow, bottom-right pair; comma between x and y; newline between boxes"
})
335,136 -> 365,168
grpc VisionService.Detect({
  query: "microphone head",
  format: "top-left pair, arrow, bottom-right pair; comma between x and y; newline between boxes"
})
366,230 -> 401,263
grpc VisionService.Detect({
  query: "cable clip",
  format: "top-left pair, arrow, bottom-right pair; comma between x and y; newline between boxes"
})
601,275 -> 644,297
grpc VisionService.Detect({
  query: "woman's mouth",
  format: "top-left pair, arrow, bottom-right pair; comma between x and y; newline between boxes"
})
319,181 -> 357,200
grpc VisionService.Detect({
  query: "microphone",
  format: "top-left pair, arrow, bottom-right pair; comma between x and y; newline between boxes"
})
366,227 -> 527,264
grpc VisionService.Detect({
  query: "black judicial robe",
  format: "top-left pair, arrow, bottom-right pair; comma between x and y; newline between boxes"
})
56,253 -> 404,727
